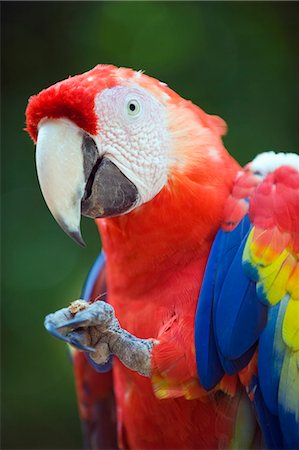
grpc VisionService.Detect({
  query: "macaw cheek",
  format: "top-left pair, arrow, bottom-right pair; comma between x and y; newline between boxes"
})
81,157 -> 139,219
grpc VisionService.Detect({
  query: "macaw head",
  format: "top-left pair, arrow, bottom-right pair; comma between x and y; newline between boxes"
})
26,65 -> 236,245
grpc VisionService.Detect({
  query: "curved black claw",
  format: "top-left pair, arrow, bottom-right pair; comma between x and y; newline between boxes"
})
44,314 -> 95,353
44,319 -> 70,343
56,317 -> 89,329
68,335 -> 95,353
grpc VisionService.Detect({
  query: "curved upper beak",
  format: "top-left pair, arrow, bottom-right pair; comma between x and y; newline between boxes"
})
35,118 -> 138,246
36,119 -> 86,246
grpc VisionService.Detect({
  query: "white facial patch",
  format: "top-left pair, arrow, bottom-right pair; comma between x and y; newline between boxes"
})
94,85 -> 169,207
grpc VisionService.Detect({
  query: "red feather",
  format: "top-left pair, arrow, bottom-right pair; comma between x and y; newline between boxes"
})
26,65 -> 120,141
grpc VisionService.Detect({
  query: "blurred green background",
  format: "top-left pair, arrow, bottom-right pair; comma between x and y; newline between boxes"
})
2,2 -> 299,449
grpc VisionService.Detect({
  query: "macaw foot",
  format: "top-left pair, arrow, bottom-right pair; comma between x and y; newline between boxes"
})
44,300 -> 155,376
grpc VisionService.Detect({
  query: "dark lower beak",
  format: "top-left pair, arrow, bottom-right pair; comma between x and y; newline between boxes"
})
81,136 -> 138,218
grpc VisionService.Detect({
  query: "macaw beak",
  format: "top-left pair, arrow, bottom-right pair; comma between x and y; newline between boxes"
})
36,118 -> 138,246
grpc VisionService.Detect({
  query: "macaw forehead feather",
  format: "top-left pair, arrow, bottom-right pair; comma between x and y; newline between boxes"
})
25,64 -> 182,142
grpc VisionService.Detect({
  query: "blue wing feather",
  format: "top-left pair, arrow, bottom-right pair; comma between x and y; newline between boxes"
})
278,348 -> 299,449
195,214 -> 293,448
195,214 -> 263,389
195,231 -> 225,389
258,296 -> 288,415
81,250 -> 106,301
215,239 -> 268,360
249,376 -> 284,449
81,250 -> 112,373
220,344 -> 257,376
195,163 -> 299,448
213,214 -> 252,301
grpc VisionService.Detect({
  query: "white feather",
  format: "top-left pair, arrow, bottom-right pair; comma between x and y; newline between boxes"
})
250,151 -> 299,177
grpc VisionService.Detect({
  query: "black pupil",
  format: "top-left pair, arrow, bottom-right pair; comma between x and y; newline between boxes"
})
129,102 -> 136,111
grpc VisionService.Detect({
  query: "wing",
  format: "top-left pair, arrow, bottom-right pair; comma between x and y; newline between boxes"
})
72,251 -> 118,449
195,153 -> 299,449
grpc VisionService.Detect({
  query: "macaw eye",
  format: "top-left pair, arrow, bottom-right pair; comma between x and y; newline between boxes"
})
127,99 -> 141,116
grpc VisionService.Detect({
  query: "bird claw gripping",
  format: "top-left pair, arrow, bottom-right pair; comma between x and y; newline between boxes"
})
44,300 -> 115,361
44,300 -> 155,376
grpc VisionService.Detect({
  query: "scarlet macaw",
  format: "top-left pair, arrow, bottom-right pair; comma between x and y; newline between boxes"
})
25,65 -> 299,449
